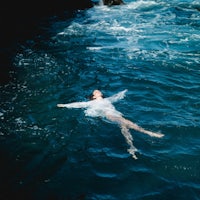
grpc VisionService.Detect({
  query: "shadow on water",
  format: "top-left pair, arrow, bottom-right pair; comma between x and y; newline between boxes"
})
0,0 -> 92,85
0,5 -> 90,200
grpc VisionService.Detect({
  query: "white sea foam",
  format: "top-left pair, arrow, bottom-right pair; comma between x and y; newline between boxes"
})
126,0 -> 159,10
86,46 -> 103,51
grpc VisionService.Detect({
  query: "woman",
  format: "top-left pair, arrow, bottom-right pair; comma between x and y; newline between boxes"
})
57,89 -> 164,159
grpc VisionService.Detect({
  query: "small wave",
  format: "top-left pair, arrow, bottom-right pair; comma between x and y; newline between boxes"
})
94,171 -> 117,178
105,149 -> 130,159
126,0 -> 160,10
86,46 -> 103,51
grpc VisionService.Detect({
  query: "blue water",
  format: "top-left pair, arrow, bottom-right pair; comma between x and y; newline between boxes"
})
0,0 -> 200,199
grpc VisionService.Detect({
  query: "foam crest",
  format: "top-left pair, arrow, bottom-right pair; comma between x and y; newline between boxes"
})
126,0 -> 159,10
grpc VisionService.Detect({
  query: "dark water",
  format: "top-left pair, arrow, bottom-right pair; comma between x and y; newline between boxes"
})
1,0 -> 200,199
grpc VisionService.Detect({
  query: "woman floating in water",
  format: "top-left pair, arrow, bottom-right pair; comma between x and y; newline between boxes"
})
57,89 -> 164,159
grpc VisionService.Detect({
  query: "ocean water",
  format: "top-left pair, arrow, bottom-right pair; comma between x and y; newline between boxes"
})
0,0 -> 200,199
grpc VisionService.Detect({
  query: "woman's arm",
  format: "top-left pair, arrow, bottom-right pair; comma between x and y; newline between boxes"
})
107,89 -> 128,103
57,101 -> 90,109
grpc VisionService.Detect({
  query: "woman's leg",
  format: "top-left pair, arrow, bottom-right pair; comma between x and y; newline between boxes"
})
106,114 -> 164,159
120,125 -> 138,159
125,119 -> 164,138
106,115 -> 164,138
106,115 -> 138,158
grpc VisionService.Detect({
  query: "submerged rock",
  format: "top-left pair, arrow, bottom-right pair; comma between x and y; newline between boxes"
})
103,0 -> 125,6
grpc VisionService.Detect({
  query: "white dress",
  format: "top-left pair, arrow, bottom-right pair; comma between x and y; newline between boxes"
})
63,89 -> 127,119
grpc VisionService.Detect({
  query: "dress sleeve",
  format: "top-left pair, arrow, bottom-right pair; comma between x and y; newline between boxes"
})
107,89 -> 128,103
57,101 -> 90,108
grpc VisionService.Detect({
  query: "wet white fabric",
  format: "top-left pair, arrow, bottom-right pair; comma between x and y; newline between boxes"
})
84,98 -> 123,118
62,90 -> 127,118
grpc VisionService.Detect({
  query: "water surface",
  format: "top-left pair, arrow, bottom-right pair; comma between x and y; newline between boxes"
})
0,0 -> 200,199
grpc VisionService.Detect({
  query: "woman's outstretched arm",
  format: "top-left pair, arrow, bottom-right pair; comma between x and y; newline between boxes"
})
57,101 -> 90,109
107,89 -> 128,103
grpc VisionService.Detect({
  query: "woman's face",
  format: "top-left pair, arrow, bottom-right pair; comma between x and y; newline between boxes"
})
92,90 -> 103,99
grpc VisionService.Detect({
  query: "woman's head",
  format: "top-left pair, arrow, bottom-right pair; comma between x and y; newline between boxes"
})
90,90 -> 104,100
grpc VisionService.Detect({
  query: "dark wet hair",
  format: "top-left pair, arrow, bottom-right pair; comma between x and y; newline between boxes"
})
88,91 -> 105,100
88,94 -> 95,100
88,94 -> 105,100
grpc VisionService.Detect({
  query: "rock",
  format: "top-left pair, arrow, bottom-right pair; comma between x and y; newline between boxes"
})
0,0 -> 94,85
103,0 -> 125,6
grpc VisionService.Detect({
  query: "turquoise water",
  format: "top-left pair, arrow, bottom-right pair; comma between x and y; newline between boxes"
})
0,0 -> 200,199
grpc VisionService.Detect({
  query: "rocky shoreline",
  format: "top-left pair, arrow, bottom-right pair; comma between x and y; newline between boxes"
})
0,0 -> 94,84
0,0 -> 126,84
